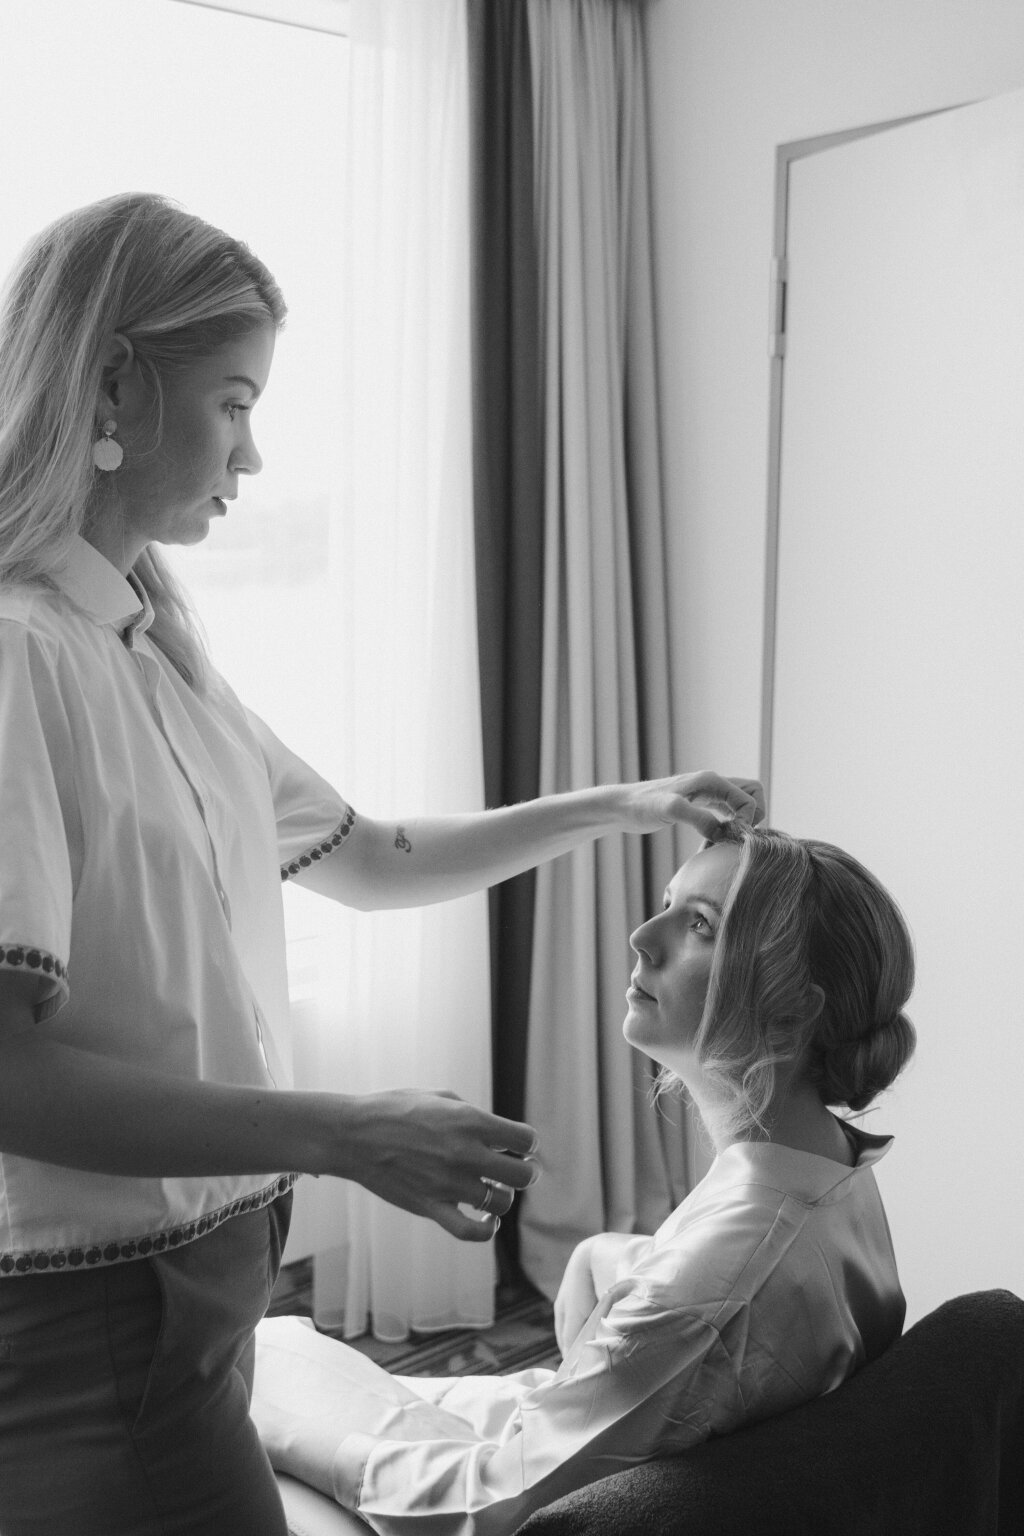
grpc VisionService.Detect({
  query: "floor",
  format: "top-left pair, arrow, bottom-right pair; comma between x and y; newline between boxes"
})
267,1250 -> 561,1378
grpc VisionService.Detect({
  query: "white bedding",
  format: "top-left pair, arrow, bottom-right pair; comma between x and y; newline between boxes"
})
277,1474 -> 370,1536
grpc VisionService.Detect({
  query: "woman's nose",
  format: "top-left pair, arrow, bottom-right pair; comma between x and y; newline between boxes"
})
629,916 -> 658,961
231,426 -> 263,477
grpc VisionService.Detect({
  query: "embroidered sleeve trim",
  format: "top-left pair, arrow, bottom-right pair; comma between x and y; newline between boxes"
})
281,808 -> 357,882
0,1173 -> 298,1277
0,944 -> 68,985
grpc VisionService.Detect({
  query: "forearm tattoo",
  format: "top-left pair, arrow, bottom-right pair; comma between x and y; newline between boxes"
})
394,826 -> 412,853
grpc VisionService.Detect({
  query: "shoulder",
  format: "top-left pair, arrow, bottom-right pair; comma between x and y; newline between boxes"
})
0,581 -> 73,655
581,1199 -> 768,1355
0,602 -> 63,674
0,587 -> 86,733
623,1150 -> 841,1320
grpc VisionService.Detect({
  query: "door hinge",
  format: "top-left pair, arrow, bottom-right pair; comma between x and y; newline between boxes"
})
769,256 -> 788,357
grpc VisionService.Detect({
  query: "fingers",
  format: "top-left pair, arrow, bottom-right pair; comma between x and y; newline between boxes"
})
451,1178 -> 519,1239
484,1113 -> 538,1160
456,1106 -> 538,1190
351,1091 -> 540,1243
440,1204 -> 504,1243
450,1163 -> 533,1243
477,1146 -> 539,1192
439,1103 -> 538,1188
728,777 -> 767,824
685,772 -> 764,824
668,773 -> 766,843
684,802 -> 733,841
476,1178 -> 517,1218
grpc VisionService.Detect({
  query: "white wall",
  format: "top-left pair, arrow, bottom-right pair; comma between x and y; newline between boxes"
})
645,0 -> 1024,1319
646,0 -> 1024,773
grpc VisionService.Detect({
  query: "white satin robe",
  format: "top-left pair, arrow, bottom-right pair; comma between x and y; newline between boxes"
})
253,1123 -> 905,1536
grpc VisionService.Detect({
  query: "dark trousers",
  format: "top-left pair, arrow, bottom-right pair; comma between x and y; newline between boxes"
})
0,1193 -> 293,1535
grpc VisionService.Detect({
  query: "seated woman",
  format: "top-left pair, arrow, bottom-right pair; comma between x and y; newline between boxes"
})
252,820 -> 916,1534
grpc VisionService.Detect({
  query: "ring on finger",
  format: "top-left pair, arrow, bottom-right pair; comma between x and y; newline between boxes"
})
479,1178 -> 512,1217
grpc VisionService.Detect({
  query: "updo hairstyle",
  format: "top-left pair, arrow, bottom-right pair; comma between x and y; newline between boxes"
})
690,822 -> 916,1140
0,192 -> 286,689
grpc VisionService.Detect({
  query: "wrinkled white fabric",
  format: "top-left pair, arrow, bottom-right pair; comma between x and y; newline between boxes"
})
0,537 -> 352,1272
254,1123 -> 904,1535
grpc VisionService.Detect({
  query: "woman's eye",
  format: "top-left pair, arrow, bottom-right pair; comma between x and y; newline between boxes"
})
225,403 -> 250,422
690,914 -> 712,936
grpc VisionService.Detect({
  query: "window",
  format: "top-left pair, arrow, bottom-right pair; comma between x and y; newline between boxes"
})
0,0 -> 347,758
3,2 -> 492,1317
1,0 -> 351,988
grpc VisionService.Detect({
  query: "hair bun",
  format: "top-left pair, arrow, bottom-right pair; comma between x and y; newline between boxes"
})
816,1010 -> 916,1111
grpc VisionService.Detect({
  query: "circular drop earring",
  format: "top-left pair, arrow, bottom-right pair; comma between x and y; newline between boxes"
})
92,420 -> 124,471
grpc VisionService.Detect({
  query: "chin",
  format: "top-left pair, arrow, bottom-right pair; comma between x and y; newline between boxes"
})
179,519 -> 214,547
622,1008 -> 643,1046
623,1010 -> 660,1057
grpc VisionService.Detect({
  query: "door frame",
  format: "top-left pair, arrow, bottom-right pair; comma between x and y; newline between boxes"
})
759,110 -> 957,806
171,0 -> 350,37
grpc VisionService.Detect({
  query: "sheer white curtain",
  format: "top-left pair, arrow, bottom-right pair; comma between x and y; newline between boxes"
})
283,0 -> 495,1340
0,0 -> 485,1342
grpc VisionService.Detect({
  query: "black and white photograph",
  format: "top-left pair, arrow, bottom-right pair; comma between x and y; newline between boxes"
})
0,2 -> 1021,1532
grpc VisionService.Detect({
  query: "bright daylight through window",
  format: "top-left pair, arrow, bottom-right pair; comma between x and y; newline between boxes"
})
0,0 -> 349,999
0,0 -> 347,753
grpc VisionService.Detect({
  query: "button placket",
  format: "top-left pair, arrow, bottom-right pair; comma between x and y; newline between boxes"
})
131,647 -> 233,930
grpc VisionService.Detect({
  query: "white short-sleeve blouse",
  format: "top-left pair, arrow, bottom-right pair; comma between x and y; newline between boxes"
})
0,536 -> 354,1275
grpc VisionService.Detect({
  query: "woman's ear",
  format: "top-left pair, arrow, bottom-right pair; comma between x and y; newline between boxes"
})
804,983 -> 826,1026
97,332 -> 137,414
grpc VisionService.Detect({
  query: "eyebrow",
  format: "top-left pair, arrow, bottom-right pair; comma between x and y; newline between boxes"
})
664,890 -> 723,914
222,374 -> 262,398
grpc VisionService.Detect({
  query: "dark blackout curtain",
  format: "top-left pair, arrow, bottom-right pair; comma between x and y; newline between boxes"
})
468,0 -> 543,1260
468,0 -> 694,1287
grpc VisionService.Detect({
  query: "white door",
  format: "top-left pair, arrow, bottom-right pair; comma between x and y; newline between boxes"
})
771,90 -> 1024,1324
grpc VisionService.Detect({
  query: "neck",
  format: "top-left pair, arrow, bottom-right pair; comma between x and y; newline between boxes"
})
82,520 -> 143,578
83,492 -> 147,577
687,1069 -> 852,1165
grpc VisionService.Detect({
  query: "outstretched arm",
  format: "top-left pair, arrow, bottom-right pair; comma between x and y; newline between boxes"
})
292,773 -> 765,911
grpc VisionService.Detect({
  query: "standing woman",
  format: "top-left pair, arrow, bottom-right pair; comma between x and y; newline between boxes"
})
0,193 -> 762,1536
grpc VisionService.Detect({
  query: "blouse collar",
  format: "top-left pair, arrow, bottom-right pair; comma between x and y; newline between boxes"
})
707,1120 -> 894,1206
55,536 -> 154,646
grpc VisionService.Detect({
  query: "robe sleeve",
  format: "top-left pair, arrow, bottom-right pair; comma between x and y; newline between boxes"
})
255,1278 -> 733,1536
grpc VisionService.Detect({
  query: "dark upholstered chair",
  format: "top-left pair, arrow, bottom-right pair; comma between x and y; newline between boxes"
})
512,1289 -> 1024,1536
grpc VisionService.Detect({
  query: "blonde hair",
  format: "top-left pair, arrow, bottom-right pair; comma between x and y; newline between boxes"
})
670,823 -> 916,1141
0,192 -> 286,689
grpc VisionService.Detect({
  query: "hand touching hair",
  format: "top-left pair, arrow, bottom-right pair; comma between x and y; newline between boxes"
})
692,823 -> 916,1140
